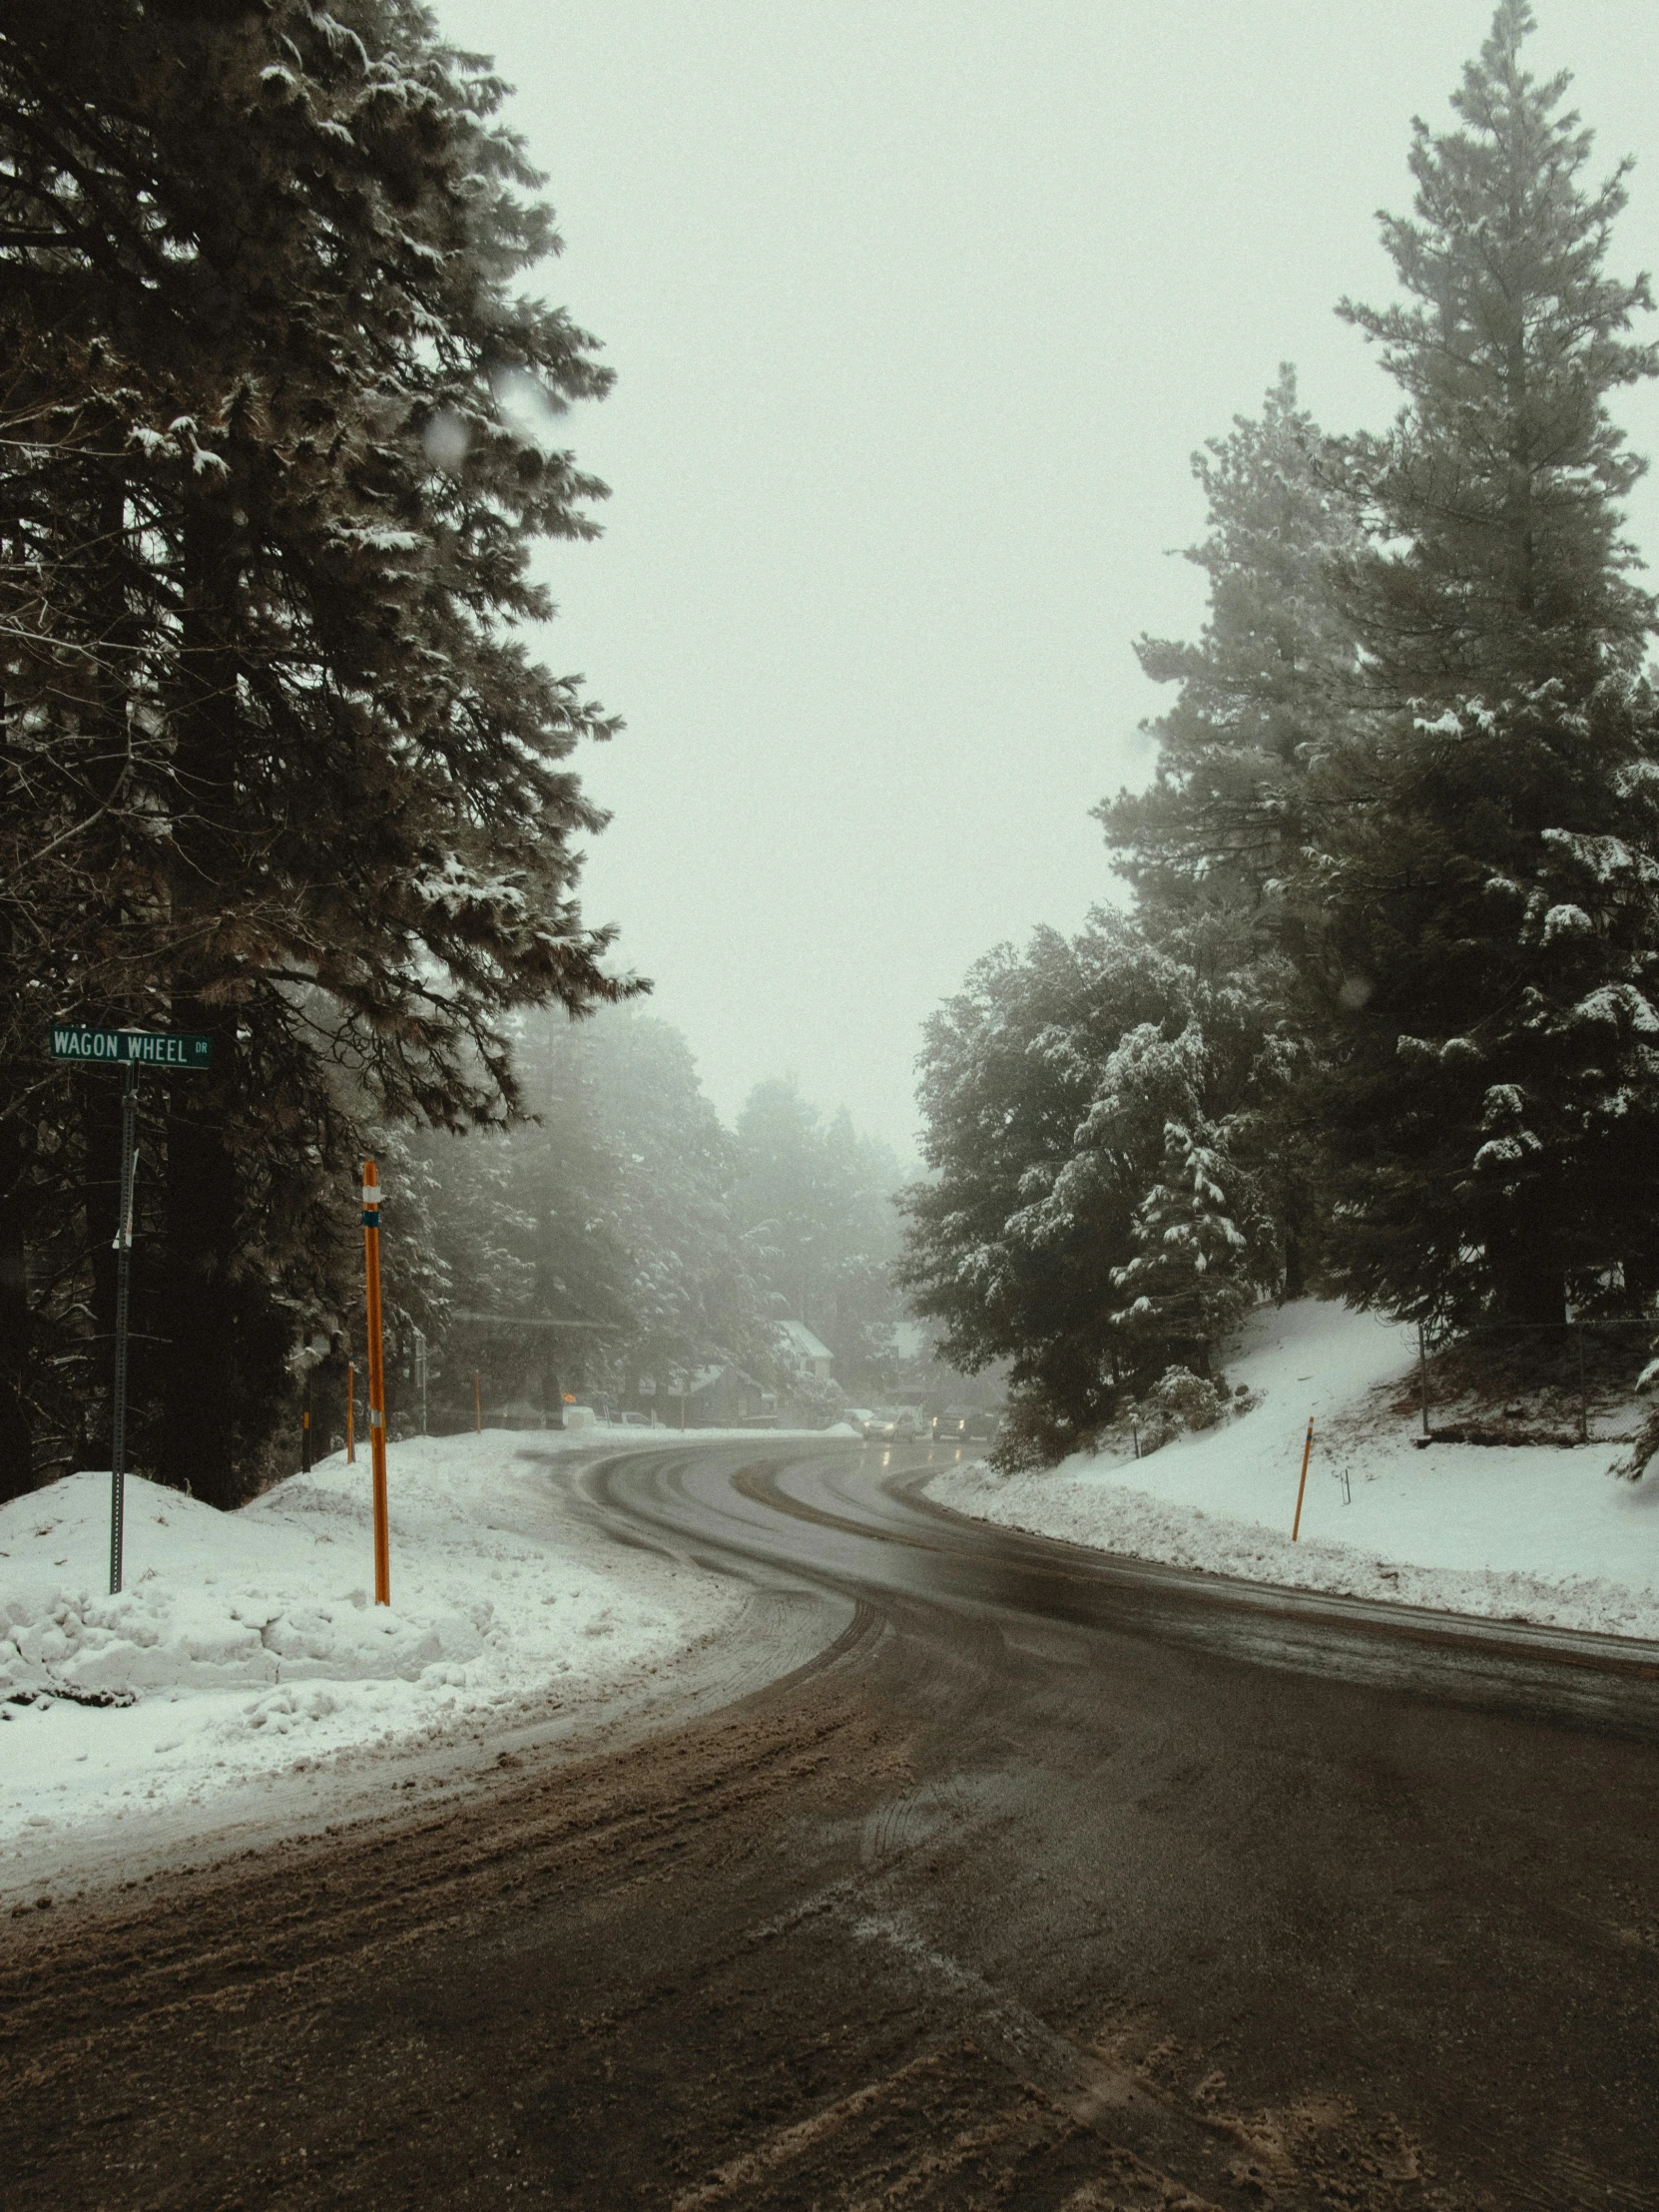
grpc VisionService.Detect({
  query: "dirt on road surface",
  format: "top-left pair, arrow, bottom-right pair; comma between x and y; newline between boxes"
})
4,1440 -> 1658,2210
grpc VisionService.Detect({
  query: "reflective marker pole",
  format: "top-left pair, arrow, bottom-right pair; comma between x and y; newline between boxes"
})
1291,1414 -> 1315,1541
345,1361 -> 356,1464
361,1160 -> 390,1605
109,1061 -> 139,1595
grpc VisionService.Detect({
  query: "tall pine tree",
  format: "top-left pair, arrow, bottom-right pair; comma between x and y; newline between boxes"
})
0,2 -> 631,1498
898,912 -> 1281,1462
1100,367 -> 1362,927
1097,374 -> 1361,1300
1295,0 -> 1659,1326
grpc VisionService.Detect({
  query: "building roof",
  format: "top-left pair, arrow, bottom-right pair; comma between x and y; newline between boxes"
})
688,1362 -> 764,1396
778,1318 -> 832,1365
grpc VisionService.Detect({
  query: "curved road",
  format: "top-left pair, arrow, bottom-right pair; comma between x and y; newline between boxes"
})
5,1436 -> 1659,2212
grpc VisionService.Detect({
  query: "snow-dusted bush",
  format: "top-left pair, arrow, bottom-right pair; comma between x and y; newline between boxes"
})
1128,1367 -> 1233,1456
990,1390 -> 1097,1473
784,1373 -> 846,1429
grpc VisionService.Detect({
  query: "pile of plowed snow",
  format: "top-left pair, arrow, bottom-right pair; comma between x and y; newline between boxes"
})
0,1431 -> 743,1853
928,1301 -> 1659,1640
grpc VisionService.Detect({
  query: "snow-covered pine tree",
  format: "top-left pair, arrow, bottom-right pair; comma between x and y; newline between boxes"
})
816,1108 -> 907,1391
407,1011 -> 779,1417
0,3 -> 632,1498
1109,1119 -> 1265,1374
899,918 -> 1161,1459
1296,0 -> 1659,1327
1096,376 -> 1362,1300
591,1016 -> 776,1397
1099,367 -> 1362,924
731,1077 -> 904,1388
898,912 -> 1281,1463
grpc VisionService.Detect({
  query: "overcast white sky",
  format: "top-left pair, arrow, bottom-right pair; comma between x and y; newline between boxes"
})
434,1 -> 1659,1161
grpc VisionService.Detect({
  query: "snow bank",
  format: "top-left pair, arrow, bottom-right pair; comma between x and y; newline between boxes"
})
928,1300 -> 1659,1641
0,1430 -> 745,1856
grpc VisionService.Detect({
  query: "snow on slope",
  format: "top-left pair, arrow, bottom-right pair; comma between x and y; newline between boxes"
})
0,1430 -> 745,1857
928,1300 -> 1659,1640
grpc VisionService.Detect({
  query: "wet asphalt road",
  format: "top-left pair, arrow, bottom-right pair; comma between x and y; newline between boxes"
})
5,1436 -> 1659,2211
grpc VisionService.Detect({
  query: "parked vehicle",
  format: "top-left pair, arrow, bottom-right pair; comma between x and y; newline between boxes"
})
934,1404 -> 998,1441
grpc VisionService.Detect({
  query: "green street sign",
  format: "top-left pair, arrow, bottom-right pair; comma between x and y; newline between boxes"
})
49,1025 -> 214,1071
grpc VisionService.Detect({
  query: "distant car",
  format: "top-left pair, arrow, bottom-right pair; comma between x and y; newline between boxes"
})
843,1407 -> 877,1435
890,1408 -> 929,1440
618,1410 -> 653,1427
861,1411 -> 896,1440
937,1404 -> 999,1441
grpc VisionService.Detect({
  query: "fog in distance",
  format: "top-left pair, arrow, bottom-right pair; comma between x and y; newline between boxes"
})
435,0 -> 1659,1159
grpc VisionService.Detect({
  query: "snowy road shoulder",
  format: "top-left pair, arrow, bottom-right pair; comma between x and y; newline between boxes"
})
0,1430 -> 761,1867
927,1301 -> 1659,1643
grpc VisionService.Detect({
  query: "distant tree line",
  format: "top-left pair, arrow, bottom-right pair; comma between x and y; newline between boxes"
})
0,2 -> 630,1501
373,1021 -> 905,1430
900,3 -> 1659,1464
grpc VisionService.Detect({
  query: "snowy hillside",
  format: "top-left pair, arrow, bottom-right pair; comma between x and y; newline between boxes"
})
928,1300 -> 1659,1640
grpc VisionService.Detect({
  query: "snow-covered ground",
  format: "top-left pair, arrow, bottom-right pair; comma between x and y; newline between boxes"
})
928,1300 -> 1659,1641
0,1428 -> 760,1863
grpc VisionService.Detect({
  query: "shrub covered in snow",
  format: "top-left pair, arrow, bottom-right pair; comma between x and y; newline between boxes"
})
990,1390 -> 1099,1473
1127,1366 -> 1235,1456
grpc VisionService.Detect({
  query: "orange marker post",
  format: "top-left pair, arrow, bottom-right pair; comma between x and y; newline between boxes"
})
345,1361 -> 356,1464
1291,1414 -> 1315,1541
474,1370 -> 482,1434
361,1160 -> 391,1605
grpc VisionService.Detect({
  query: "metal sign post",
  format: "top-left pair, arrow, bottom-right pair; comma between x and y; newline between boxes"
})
361,1160 -> 391,1605
49,1025 -> 214,1595
108,1062 -> 139,1594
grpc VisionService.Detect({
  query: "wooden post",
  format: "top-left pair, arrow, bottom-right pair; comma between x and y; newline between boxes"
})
1418,1323 -> 1430,1438
345,1361 -> 355,1464
361,1161 -> 390,1606
474,1370 -> 482,1434
1291,1414 -> 1315,1541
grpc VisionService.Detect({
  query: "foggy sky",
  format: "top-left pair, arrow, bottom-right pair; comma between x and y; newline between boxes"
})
433,1 -> 1659,1161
